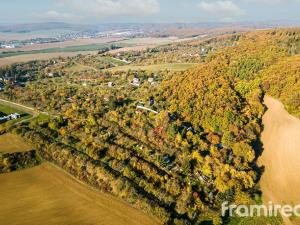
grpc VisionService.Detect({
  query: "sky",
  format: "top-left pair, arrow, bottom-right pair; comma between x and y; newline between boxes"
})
0,0 -> 300,24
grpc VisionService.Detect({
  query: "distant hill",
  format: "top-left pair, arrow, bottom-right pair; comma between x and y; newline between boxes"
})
1,21 -> 298,36
0,22 -> 85,33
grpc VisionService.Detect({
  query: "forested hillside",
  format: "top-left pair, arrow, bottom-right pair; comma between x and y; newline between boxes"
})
0,28 -> 299,225
261,56 -> 300,117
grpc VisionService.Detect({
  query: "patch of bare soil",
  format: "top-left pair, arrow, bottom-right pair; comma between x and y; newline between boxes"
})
0,163 -> 160,225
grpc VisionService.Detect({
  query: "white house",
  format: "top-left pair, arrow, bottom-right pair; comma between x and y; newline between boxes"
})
131,78 -> 140,87
148,77 -> 154,83
1,44 -> 15,49
10,113 -> 21,120
0,113 -> 21,123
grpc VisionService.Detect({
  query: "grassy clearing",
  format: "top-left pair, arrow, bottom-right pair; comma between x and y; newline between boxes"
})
30,113 -> 51,123
100,56 -> 128,66
109,63 -> 198,72
64,63 -> 98,73
0,104 -> 25,115
64,57 -> 127,73
0,133 -> 33,153
227,216 -> 282,225
0,163 -> 160,225
0,99 -> 35,115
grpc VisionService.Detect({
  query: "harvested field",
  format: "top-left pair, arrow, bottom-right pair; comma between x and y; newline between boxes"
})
1,38 -> 124,52
0,163 -> 160,225
0,51 -> 97,66
0,37 -> 175,66
0,133 -> 33,153
259,96 -> 300,225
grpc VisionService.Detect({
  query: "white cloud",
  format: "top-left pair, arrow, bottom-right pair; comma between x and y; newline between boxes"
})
34,10 -> 79,21
57,0 -> 160,17
198,1 -> 245,17
243,0 -> 300,2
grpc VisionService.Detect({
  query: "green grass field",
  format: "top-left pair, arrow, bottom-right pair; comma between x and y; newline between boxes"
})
109,63 -> 198,72
227,216 -> 282,225
30,113 -> 51,123
0,43 -> 131,58
0,104 -> 25,115
100,56 -> 128,66
63,57 -> 127,72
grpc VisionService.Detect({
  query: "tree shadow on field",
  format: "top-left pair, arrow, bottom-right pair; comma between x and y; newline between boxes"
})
252,136 -> 265,183
252,93 -> 268,183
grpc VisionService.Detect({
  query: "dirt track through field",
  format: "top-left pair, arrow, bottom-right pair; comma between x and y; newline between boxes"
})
0,163 -> 160,225
259,96 -> 300,225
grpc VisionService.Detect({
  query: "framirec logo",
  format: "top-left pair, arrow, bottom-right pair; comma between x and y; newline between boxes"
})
222,201 -> 300,218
